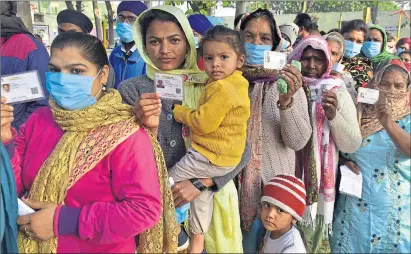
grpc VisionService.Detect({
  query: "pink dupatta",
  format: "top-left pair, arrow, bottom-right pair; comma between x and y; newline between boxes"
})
289,36 -> 344,232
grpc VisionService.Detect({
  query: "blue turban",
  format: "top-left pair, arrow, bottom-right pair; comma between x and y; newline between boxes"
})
188,14 -> 214,37
117,1 -> 147,16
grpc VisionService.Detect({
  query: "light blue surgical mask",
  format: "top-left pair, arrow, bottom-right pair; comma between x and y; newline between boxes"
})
46,71 -> 101,111
245,42 -> 272,65
344,40 -> 363,58
280,39 -> 290,52
396,48 -> 404,56
116,22 -> 134,43
362,41 -> 382,59
194,37 -> 199,49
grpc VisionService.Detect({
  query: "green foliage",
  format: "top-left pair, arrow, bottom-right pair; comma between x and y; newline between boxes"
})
164,0 -> 400,15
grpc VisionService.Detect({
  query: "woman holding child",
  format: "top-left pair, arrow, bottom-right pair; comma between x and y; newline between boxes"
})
119,6 -> 250,253
238,8 -> 312,253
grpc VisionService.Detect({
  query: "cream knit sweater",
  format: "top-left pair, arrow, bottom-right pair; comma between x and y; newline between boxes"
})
259,83 -> 312,183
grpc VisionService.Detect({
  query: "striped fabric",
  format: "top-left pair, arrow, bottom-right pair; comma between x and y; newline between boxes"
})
261,175 -> 306,221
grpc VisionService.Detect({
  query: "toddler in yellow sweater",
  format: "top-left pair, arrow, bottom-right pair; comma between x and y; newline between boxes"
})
171,25 -> 250,253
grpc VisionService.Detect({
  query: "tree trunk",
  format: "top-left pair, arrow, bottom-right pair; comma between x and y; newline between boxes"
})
16,1 -> 33,33
76,1 -> 82,12
188,1 -> 201,13
92,1 -> 102,40
65,1 -> 74,10
371,1 -> 379,24
105,1 -> 115,47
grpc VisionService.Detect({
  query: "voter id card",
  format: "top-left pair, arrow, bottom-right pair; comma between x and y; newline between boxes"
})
154,73 -> 183,101
1,71 -> 45,104
357,87 -> 379,105
264,51 -> 287,70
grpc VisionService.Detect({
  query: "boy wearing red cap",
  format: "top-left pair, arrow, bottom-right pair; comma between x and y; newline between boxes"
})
260,175 -> 307,253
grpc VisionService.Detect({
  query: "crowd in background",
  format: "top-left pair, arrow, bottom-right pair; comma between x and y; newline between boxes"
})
1,1 -> 410,253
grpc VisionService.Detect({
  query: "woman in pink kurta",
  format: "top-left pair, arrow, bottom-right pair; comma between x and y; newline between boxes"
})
0,32 -> 166,253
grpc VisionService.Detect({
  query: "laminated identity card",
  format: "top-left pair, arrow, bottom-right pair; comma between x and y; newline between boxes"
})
1,70 -> 45,104
154,73 -> 183,101
264,51 -> 287,70
357,87 -> 379,105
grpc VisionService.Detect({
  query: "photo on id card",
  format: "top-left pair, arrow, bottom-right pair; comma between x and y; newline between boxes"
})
1,70 -> 45,104
154,73 -> 183,101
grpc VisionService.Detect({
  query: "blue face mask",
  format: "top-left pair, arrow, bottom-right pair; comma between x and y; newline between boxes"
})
116,22 -> 134,44
46,71 -> 101,111
280,39 -> 290,52
362,41 -> 382,59
194,37 -> 199,49
245,42 -> 272,65
396,48 -> 404,56
344,40 -> 363,58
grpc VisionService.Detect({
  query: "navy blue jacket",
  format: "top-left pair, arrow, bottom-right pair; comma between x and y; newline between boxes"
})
1,34 -> 49,130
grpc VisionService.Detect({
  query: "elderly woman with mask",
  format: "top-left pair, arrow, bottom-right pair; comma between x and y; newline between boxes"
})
325,32 -> 357,101
279,23 -> 299,53
289,36 -> 362,253
332,61 -> 410,253
238,9 -> 312,253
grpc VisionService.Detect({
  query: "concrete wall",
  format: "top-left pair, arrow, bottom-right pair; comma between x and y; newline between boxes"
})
222,10 -> 411,38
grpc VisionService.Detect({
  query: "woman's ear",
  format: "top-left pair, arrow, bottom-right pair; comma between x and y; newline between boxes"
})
98,65 -> 110,85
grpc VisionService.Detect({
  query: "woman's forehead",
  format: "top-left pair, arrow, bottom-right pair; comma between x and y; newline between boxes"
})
49,47 -> 90,66
302,46 -> 326,57
146,19 -> 184,37
244,18 -> 271,33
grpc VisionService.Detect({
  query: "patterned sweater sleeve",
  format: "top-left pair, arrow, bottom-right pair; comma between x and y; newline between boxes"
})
280,87 -> 312,151
329,86 -> 362,153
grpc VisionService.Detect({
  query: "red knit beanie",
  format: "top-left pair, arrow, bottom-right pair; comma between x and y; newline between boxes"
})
261,175 -> 306,221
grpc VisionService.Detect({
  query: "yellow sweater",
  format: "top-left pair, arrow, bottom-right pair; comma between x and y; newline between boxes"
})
173,70 -> 250,167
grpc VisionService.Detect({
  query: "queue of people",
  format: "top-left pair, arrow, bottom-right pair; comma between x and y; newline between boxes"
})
1,1 -> 410,253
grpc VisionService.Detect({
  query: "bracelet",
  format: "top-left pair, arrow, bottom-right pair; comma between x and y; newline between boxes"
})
277,97 -> 294,110
190,179 -> 208,192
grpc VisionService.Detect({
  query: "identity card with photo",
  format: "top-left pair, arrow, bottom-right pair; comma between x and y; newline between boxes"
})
357,87 -> 379,105
264,51 -> 287,70
1,70 -> 45,104
154,73 -> 184,101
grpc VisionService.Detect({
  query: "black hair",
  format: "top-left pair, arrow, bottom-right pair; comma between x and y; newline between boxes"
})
383,64 -> 410,85
294,13 -> 312,31
328,28 -> 341,34
234,13 -> 245,28
50,32 -> 109,70
341,19 -> 368,36
399,50 -> 411,57
201,25 -> 245,57
240,8 -> 281,50
320,31 -> 326,36
139,9 -> 185,47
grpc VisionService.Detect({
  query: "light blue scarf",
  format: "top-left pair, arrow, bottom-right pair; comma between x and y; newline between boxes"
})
1,142 -> 19,253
